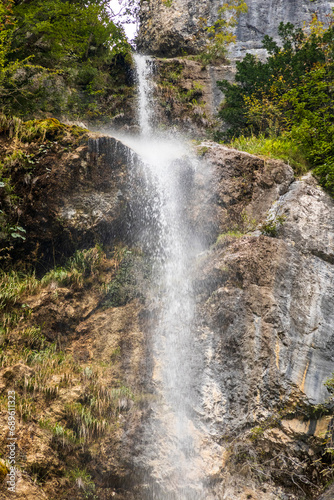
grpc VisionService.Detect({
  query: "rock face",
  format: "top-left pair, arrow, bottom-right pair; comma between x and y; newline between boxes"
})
195,144 -> 334,410
190,144 -> 334,498
1,132 -> 334,499
137,0 -> 332,58
0,132 -> 137,270
232,0 -> 333,59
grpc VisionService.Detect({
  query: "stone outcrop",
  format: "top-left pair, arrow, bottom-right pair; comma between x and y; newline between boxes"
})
190,143 -> 334,498
137,0 -> 332,59
152,57 -> 235,134
194,144 -> 334,409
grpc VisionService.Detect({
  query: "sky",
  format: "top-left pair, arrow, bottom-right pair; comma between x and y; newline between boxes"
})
109,0 -> 138,41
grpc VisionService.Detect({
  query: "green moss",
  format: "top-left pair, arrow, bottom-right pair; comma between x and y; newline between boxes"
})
215,230 -> 245,246
197,146 -> 209,156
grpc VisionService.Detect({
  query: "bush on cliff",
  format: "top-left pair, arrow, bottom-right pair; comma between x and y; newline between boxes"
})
217,16 -> 334,195
198,0 -> 248,64
0,0 -> 132,120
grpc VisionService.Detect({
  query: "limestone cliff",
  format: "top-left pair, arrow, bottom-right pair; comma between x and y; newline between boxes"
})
1,127 -> 334,499
137,0 -> 332,58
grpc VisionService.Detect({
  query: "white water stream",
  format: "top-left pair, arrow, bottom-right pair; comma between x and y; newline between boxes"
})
111,54 -> 224,499
132,54 -> 210,499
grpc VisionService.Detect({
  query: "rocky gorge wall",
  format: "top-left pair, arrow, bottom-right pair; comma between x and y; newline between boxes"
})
137,0 -> 333,59
2,126 -> 334,499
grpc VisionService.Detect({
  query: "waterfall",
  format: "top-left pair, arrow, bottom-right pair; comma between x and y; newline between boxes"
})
128,55 -> 205,499
106,54 -> 223,499
133,53 -> 154,136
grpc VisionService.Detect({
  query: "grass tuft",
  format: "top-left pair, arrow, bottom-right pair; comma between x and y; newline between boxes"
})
228,133 -> 309,175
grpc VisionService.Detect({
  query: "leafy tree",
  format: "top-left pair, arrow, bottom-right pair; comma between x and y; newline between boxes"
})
217,16 -> 334,195
218,18 -> 330,137
11,0 -> 128,67
0,0 -> 38,108
0,0 -> 131,117
199,0 -> 248,64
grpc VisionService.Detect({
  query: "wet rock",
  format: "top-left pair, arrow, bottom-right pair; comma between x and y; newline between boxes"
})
2,134 -> 139,270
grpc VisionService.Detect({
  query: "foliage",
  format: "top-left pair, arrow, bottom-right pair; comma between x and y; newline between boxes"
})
0,0 -> 41,111
198,0 -> 248,65
0,0 -> 131,118
217,17 -> 334,194
12,1 -> 126,65
39,418 -> 78,447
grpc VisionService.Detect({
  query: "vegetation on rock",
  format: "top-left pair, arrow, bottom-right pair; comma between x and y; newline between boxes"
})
198,0 -> 248,64
0,241 -> 143,498
217,15 -> 334,194
0,0 -> 133,122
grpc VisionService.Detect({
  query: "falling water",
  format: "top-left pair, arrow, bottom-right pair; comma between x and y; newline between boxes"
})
105,54 -> 224,499
133,53 -> 154,136
128,55 -> 206,499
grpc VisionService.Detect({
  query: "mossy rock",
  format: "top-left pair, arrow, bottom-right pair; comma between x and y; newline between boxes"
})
68,125 -> 89,137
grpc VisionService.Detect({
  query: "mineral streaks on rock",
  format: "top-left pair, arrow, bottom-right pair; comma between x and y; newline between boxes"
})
273,176 -> 334,403
195,144 -> 334,445
137,0 -> 332,58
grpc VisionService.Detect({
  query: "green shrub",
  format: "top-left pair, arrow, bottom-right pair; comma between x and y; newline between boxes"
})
217,18 -> 334,195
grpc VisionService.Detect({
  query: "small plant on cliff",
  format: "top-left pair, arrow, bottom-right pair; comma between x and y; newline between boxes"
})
260,212 -> 286,237
64,402 -> 108,442
198,0 -> 248,65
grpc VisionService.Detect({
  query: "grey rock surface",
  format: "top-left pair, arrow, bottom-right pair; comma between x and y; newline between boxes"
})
190,143 -> 334,497
232,0 -> 333,59
137,0 -> 332,59
118,140 -> 334,498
